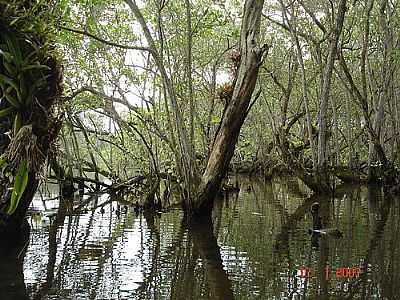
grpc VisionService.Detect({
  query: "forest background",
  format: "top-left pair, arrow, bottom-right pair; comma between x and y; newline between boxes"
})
0,0 -> 399,239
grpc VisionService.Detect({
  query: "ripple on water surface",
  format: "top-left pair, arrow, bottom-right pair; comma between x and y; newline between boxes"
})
14,178 -> 400,299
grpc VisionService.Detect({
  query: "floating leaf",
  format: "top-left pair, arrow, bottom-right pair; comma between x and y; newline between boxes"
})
7,159 -> 29,215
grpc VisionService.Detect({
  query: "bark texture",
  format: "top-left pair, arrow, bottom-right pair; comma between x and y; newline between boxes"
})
193,0 -> 267,215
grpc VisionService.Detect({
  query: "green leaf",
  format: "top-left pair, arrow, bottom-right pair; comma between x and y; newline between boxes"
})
2,86 -> 20,108
0,106 -> 15,118
0,154 -> 7,170
0,74 -> 21,101
21,64 -> 51,72
3,61 -> 17,77
19,74 -> 27,100
21,50 -> 37,67
211,115 -> 221,124
13,112 -> 22,135
4,35 -> 23,67
0,49 -> 14,63
9,18 -> 19,27
7,159 -> 29,215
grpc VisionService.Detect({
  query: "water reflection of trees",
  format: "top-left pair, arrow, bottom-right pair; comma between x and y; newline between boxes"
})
31,196 -> 69,299
0,257 -> 29,300
134,210 -> 234,300
19,179 -> 400,299
342,186 -> 400,299
271,182 -> 400,299
216,179 -> 400,299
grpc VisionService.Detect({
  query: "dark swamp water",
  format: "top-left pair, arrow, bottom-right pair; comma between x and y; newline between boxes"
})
1,177 -> 399,300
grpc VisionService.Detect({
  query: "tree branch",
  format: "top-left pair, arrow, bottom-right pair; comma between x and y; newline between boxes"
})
58,25 -> 154,54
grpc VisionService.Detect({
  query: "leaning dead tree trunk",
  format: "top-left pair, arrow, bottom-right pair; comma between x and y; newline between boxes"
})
0,2 -> 63,252
193,0 -> 268,215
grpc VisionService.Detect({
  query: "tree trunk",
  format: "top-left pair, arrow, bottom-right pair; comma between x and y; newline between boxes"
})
279,0 -> 317,170
193,0 -> 267,215
368,0 -> 392,181
0,4 -> 63,251
125,0 -> 199,198
316,0 -> 347,171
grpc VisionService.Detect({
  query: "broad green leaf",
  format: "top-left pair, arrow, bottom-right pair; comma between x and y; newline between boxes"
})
7,159 -> 29,215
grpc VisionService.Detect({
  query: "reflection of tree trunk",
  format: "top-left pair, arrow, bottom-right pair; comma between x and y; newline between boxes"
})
212,193 -> 224,237
135,211 -> 161,298
362,185 -> 389,299
92,209 -> 135,300
344,186 -> 391,299
189,215 -> 234,300
32,198 -> 68,300
344,190 -> 356,260
315,201 -> 330,300
0,209 -> 31,299
170,231 -> 198,300
0,256 -> 29,300
384,201 -> 400,299
274,196 -> 318,251
367,184 -> 381,235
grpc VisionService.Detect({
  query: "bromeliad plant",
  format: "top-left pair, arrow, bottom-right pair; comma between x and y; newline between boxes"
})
0,30 -> 49,216
0,155 -> 28,215
0,29 -> 50,122
0,0 -> 63,219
